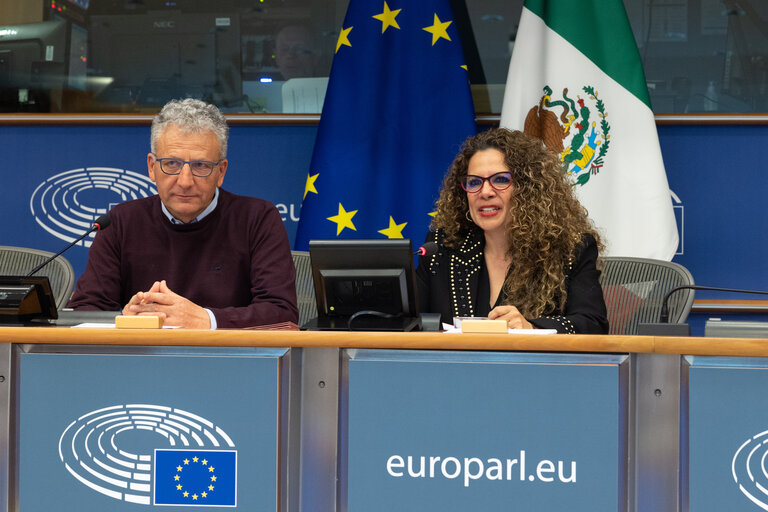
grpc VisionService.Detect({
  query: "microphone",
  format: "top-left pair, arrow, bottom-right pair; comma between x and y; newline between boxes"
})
660,285 -> 768,323
27,214 -> 111,276
637,284 -> 768,336
415,241 -> 440,257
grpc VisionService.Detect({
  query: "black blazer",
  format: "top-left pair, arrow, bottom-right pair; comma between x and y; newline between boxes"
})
415,229 -> 609,334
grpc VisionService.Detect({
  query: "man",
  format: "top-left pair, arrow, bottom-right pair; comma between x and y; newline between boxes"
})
68,99 -> 298,328
274,24 -> 319,80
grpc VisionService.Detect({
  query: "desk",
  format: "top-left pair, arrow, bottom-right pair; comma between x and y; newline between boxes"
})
2,328 -> 768,511
1,331 -> 299,512
0,327 -> 645,350
3,327 -> 768,356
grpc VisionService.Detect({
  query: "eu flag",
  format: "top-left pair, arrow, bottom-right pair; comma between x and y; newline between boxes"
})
154,449 -> 237,506
294,0 -> 477,248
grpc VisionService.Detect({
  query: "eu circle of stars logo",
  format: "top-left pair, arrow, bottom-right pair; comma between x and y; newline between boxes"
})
154,449 -> 237,506
175,456 -> 216,502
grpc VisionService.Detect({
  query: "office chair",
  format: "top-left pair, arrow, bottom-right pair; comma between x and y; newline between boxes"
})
291,250 -> 317,328
0,245 -> 76,310
599,256 -> 695,335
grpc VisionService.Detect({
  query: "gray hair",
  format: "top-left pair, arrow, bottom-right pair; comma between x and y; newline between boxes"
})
150,99 -> 229,159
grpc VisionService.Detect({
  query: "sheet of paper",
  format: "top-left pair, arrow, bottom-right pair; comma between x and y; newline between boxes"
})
442,323 -> 557,334
71,323 -> 182,329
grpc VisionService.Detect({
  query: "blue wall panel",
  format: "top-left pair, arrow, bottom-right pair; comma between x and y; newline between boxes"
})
1,121 -> 766,312
658,124 -> 768,296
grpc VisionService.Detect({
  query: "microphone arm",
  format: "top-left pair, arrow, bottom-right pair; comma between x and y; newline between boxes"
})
660,285 -> 768,323
27,214 -> 111,276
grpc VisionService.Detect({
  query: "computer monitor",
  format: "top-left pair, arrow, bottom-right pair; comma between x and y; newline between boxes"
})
308,239 -> 419,331
0,276 -> 57,324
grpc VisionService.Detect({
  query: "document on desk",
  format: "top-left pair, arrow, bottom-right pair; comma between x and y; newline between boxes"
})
71,323 -> 182,329
445,316 -> 557,334
442,324 -> 557,334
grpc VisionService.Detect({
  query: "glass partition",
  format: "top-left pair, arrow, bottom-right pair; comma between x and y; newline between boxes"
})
0,0 -> 766,114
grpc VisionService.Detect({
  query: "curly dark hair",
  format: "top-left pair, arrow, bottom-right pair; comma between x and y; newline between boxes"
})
432,128 -> 602,318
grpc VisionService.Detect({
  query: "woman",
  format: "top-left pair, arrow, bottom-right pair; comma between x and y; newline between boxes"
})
416,128 -> 608,334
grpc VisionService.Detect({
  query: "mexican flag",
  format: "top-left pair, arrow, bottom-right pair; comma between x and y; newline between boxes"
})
500,0 -> 679,260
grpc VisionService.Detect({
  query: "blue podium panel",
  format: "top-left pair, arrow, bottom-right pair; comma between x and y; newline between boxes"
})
344,350 -> 628,512
18,349 -> 284,512
688,356 -> 768,512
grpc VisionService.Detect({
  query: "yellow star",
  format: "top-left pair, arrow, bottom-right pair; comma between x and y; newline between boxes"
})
202,492 -> 208,498
176,465 -> 182,472
211,475 -> 217,482
460,64 -> 467,71
193,494 -> 198,500
183,459 -> 190,465
428,211 -> 437,217
183,491 -> 189,498
192,456 -> 198,463
174,475 -> 180,481
423,14 -> 452,45
209,466 -> 215,472
176,484 -> 182,490
336,26 -> 353,53
378,216 -> 407,239
373,2 -> 401,33
202,459 -> 208,465
304,173 -> 319,199
327,203 -> 358,235
209,485 -> 215,491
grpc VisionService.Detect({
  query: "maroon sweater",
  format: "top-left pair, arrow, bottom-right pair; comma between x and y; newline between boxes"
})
68,189 -> 298,328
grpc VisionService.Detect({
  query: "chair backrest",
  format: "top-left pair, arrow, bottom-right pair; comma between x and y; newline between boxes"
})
291,250 -> 317,328
0,245 -> 76,310
599,256 -> 695,335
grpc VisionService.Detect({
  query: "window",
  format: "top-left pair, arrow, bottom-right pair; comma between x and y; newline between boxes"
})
0,0 -> 765,114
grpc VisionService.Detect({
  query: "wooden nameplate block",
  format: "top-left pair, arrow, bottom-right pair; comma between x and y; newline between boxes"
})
115,315 -> 164,329
460,319 -> 508,334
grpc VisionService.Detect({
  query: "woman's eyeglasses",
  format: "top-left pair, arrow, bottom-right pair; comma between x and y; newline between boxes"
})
459,172 -> 513,193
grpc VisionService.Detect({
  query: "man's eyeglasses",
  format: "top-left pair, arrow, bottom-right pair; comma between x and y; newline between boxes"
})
460,172 -> 513,193
152,155 -> 222,177
278,44 -> 314,57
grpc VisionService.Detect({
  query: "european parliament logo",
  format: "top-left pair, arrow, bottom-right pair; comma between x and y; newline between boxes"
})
30,167 -> 157,247
58,404 -> 237,507
732,429 -> 768,510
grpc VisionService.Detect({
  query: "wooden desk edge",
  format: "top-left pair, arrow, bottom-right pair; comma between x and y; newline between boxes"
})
692,299 -> 768,313
0,327 -> 652,353
4,327 -> 768,356
652,336 -> 768,357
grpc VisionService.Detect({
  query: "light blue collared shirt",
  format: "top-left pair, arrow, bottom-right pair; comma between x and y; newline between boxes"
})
159,188 -> 220,330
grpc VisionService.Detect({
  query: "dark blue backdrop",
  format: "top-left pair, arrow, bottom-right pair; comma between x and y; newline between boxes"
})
2,122 -> 766,331
658,124 -> 768,294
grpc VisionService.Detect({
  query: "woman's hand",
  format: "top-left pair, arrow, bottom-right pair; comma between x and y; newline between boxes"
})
488,305 -> 534,330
